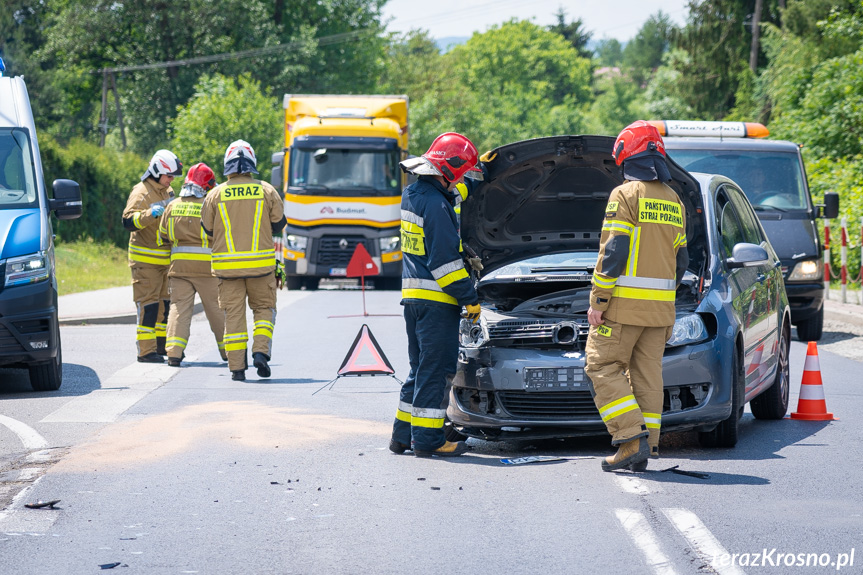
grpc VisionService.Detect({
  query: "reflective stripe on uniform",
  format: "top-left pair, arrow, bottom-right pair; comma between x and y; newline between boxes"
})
155,322 -> 166,337
396,401 -> 412,423
611,285 -> 676,302
128,245 -> 171,266
616,275 -> 676,290
254,320 -> 274,339
431,259 -> 468,288
224,332 -> 248,351
626,227 -> 641,276
643,412 -> 661,429
132,212 -> 146,229
218,203 -> 235,252
411,406 -> 445,429
401,278 -> 458,305
136,326 -> 156,341
252,200 -> 264,252
602,220 -> 635,235
171,245 -> 213,262
592,272 -> 618,289
167,337 -> 188,349
599,394 -> 640,423
401,209 -> 424,228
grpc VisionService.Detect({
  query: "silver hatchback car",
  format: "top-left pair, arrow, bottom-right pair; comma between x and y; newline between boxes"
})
449,135 -> 791,448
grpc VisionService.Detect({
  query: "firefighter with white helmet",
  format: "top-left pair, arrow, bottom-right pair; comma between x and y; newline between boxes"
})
123,149 -> 182,363
201,140 -> 286,381
389,132 -> 484,458
585,120 -> 689,472
159,163 -> 226,367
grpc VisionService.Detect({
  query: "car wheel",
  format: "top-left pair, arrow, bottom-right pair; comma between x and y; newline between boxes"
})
29,342 -> 62,392
751,322 -> 791,420
444,417 -> 468,443
285,276 -> 303,290
795,306 -> 823,342
699,345 -> 742,448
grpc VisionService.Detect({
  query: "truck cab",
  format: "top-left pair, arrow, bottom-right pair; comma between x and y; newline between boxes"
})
657,120 -> 838,341
0,57 -> 83,390
271,95 -> 408,290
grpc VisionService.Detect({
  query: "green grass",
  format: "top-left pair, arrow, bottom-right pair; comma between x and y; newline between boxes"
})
54,240 -> 130,296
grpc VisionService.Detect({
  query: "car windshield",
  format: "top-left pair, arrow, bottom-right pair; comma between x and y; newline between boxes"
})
0,128 -> 39,209
484,252 -> 598,280
289,147 -> 400,197
668,149 -> 808,210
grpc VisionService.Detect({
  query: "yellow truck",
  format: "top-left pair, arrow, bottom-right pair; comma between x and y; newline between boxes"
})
270,94 -> 409,290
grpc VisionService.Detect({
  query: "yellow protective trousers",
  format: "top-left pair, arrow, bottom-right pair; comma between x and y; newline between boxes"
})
217,275 -> 277,372
131,265 -> 169,357
166,276 -> 225,361
584,318 -> 672,452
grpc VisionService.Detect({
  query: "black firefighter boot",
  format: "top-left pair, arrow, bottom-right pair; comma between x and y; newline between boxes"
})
231,353 -> 248,381
137,302 -> 164,363
253,352 -> 271,378
156,299 -> 170,355
601,437 -> 649,472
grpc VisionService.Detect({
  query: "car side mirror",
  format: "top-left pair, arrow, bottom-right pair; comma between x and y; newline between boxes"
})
726,243 -> 769,269
270,151 -> 285,199
49,179 -> 82,220
818,192 -> 839,219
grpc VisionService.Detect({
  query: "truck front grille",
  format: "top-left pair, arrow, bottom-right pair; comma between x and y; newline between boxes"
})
498,391 -> 599,420
316,237 -> 369,266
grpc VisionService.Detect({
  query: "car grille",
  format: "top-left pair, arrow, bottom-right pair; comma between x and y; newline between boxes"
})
487,319 -> 588,345
315,237 -> 368,266
498,391 -> 599,420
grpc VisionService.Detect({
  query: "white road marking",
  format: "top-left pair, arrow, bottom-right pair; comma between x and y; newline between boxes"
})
614,474 -> 651,495
662,508 -> 746,575
0,415 -> 48,449
615,509 -> 679,575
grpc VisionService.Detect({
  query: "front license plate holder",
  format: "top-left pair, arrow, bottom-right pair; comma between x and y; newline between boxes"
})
329,267 -> 347,276
524,367 -> 588,392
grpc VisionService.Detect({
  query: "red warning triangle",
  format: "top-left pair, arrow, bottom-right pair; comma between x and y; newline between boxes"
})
346,243 -> 379,277
337,324 -> 395,376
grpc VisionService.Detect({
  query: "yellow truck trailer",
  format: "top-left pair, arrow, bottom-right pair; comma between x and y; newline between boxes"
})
270,94 -> 408,290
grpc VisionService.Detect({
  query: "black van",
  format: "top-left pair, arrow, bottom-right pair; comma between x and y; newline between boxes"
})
657,120 -> 839,341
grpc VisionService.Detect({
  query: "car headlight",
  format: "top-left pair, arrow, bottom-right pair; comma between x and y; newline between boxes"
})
666,313 -> 708,348
379,236 -> 400,253
787,258 -> 822,281
5,251 -> 50,287
285,234 -> 307,251
459,317 -> 487,348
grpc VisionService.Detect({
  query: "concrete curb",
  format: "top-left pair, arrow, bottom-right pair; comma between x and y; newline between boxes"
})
59,302 -> 204,326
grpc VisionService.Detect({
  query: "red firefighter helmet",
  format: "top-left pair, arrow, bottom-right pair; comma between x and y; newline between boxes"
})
180,163 -> 216,197
612,120 -> 666,166
400,132 -> 483,183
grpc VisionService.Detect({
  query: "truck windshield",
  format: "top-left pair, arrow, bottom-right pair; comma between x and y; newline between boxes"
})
289,147 -> 401,197
668,149 -> 809,210
0,128 -> 39,210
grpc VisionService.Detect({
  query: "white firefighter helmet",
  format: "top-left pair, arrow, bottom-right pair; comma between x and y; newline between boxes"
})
224,139 -> 258,175
142,149 -> 183,182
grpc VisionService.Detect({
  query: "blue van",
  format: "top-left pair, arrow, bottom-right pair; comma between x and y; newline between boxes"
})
0,57 -> 82,391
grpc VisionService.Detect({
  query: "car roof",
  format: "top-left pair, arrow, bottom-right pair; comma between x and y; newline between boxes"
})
664,137 -> 801,153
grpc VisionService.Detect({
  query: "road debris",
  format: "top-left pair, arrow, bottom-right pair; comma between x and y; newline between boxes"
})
500,456 -> 569,465
660,465 -> 710,479
24,499 -> 61,509
99,562 -> 124,569
430,487 -> 440,491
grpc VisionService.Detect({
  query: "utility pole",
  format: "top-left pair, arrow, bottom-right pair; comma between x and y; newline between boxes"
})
99,70 -> 108,147
750,0 -> 764,72
110,72 -> 127,150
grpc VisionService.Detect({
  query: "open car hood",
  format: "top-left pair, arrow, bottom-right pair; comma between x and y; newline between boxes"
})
461,135 -> 705,275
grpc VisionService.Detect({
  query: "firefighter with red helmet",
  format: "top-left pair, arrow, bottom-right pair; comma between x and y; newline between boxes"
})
159,163 -> 227,367
201,140 -> 286,381
390,132 -> 484,458
123,149 -> 182,363
585,120 -> 689,471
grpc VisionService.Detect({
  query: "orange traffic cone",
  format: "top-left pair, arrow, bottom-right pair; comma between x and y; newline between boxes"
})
790,342 -> 836,421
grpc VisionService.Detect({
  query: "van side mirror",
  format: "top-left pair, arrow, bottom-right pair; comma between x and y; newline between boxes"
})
270,151 -> 285,199
49,179 -> 82,220
818,192 -> 839,219
726,243 -> 769,269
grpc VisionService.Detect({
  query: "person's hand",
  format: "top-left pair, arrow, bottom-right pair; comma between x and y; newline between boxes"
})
464,303 -> 481,324
275,261 -> 286,289
467,257 -> 484,272
587,307 -> 604,326
479,150 -> 497,163
150,203 -> 165,217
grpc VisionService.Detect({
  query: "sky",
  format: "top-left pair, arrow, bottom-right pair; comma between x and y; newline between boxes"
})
380,0 -> 691,43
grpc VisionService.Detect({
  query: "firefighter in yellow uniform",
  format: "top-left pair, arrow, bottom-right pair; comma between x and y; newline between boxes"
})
123,149 -> 182,363
585,121 -> 689,472
201,140 -> 286,381
159,163 -> 227,367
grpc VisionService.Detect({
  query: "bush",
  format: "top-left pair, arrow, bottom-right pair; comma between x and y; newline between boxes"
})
40,136 -> 145,247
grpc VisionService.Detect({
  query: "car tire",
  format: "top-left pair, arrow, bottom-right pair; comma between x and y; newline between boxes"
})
795,306 -> 823,342
29,343 -> 62,392
285,276 -> 303,290
444,417 -> 468,443
698,345 -> 742,448
751,322 -> 791,420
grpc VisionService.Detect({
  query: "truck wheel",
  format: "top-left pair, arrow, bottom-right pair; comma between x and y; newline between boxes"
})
699,346 -> 742,448
285,276 -> 303,290
751,322 -> 790,420
795,306 -> 823,342
29,346 -> 62,392
303,277 -> 319,290
375,277 -> 401,291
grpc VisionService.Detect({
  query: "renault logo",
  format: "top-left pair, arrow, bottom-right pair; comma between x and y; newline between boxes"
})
339,238 -> 349,249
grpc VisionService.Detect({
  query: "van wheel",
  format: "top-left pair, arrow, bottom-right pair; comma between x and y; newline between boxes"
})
29,346 -> 62,392
795,306 -> 823,342
751,322 -> 790,420
699,346 -> 742,448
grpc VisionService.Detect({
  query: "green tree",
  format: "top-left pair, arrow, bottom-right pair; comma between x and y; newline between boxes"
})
170,74 -> 282,183
595,38 -> 623,67
547,7 -> 593,60
622,11 -> 676,87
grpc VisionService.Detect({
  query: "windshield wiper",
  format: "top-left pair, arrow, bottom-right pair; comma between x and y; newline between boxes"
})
753,205 -> 787,213
295,184 -> 330,191
529,266 -> 591,273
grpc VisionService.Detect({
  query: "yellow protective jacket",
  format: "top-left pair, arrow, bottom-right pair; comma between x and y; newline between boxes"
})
200,174 -> 286,279
590,180 -> 688,327
122,178 -> 173,268
158,196 -> 213,278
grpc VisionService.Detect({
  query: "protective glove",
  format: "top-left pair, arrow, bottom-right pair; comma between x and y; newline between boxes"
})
275,261 -> 286,290
150,203 -> 165,217
467,257 -> 484,272
479,150 -> 497,163
463,303 -> 481,324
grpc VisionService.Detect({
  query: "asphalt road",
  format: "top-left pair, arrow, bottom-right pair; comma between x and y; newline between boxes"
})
1,289 -> 862,574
